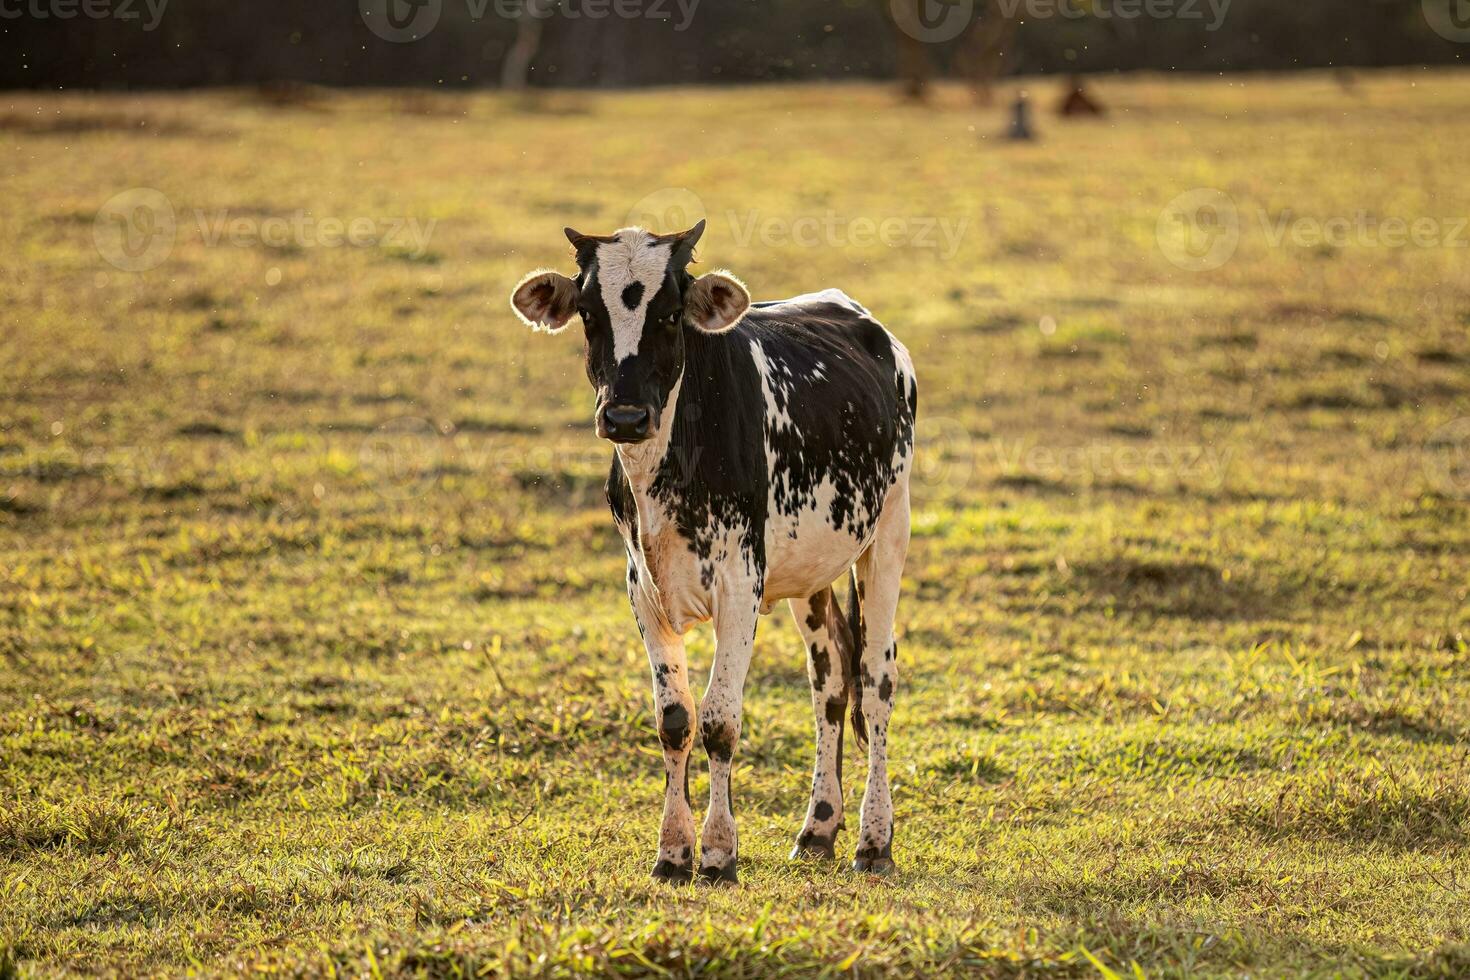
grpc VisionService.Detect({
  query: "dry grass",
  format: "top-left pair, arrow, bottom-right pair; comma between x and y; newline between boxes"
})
2,70 -> 1469,976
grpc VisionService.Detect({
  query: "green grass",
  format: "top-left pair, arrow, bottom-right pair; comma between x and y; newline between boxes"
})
2,70 -> 1469,976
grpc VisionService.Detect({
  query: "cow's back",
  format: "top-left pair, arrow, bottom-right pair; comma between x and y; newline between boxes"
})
740,291 -> 917,603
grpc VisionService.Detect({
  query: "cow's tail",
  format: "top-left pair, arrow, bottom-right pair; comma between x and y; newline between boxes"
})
838,567 -> 867,752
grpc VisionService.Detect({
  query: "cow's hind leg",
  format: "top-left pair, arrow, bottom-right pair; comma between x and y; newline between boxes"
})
787,586 -> 854,859
852,484 -> 910,874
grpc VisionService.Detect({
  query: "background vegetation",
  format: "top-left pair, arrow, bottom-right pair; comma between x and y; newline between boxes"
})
8,0 -> 1465,90
2,71 -> 1469,975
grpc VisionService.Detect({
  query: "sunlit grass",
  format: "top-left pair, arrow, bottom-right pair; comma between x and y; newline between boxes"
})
2,70 -> 1469,976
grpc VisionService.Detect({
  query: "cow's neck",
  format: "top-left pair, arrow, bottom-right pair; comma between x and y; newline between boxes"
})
614,372 -> 684,497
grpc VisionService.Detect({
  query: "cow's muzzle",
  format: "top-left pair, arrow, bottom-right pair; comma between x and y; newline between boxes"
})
599,403 -> 652,443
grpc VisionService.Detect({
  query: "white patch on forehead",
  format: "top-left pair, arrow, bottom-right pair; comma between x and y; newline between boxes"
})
593,229 -> 672,363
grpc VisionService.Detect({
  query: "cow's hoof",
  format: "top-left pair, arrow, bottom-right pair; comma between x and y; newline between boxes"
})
852,854 -> 897,875
697,862 -> 738,885
651,859 -> 694,883
789,835 -> 836,861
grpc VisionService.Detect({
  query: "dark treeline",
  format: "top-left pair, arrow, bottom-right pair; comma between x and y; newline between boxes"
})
4,0 -> 1463,90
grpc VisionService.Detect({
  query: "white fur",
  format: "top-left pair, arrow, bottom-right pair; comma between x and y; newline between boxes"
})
593,228 -> 673,363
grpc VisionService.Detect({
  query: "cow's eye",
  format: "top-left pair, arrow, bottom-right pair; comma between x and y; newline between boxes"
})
664,311 -> 682,330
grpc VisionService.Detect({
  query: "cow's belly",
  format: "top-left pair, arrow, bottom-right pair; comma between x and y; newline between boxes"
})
761,498 -> 870,606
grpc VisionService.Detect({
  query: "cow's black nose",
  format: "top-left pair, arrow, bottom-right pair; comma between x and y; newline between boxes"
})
602,404 -> 651,441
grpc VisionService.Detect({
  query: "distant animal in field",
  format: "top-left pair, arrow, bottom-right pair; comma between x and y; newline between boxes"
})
1007,91 -> 1036,140
1057,74 -> 1105,117
510,220 -> 917,882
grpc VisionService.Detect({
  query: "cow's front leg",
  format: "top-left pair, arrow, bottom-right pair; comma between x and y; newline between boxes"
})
853,486 -> 910,875
633,575 -> 697,882
697,594 -> 759,884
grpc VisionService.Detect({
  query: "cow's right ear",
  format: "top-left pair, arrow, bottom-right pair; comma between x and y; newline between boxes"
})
511,270 -> 579,333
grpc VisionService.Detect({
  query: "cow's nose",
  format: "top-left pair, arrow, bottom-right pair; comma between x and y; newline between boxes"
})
602,404 -> 651,441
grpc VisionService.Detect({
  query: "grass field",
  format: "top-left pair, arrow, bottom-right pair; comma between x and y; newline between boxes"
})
3,70 -> 1470,976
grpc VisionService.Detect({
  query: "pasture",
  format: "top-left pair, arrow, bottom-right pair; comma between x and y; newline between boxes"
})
2,71 -> 1469,976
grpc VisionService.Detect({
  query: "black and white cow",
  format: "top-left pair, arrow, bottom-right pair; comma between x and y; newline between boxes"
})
510,220 -> 916,882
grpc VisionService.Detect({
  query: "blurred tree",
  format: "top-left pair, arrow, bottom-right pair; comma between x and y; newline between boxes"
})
1,0 -> 1457,90
956,2 -> 1024,105
502,0 -> 558,90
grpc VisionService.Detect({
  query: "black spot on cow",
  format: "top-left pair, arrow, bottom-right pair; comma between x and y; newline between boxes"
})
825,696 -> 845,726
701,719 -> 734,763
813,800 -> 834,822
878,675 -> 893,704
809,642 -> 830,690
621,281 -> 645,310
659,702 -> 691,750
805,589 -> 829,632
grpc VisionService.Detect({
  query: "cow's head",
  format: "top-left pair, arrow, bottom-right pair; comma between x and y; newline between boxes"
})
510,220 -> 750,445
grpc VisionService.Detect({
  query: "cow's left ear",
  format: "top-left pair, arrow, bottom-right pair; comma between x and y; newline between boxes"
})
685,271 -> 750,335
511,269 -> 579,333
